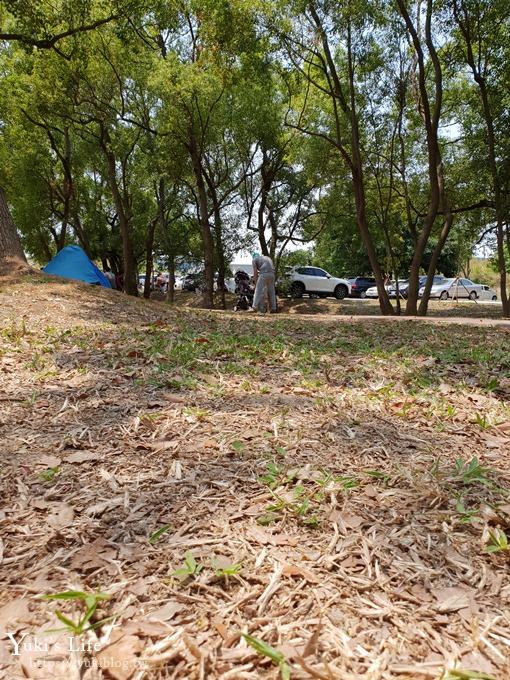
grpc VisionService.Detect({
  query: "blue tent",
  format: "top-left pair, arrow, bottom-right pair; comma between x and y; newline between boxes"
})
43,246 -> 111,288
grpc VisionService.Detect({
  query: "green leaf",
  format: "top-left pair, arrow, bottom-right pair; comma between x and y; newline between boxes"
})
280,660 -> 291,680
55,610 -> 79,632
442,669 -> 497,680
214,561 -> 242,576
41,591 -> 89,601
257,512 -> 280,525
149,525 -> 171,544
242,633 -> 285,665
79,603 -> 98,632
172,567 -> 192,578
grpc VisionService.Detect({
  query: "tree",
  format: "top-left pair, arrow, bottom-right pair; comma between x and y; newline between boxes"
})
0,0 -> 141,265
278,0 -> 395,314
452,0 -> 510,317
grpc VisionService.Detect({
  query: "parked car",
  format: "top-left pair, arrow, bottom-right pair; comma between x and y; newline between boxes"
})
422,278 -> 498,300
387,276 -> 445,298
477,285 -> 498,301
287,266 -> 351,299
182,272 -> 230,293
182,272 -> 204,292
349,276 -> 376,298
365,281 -> 401,298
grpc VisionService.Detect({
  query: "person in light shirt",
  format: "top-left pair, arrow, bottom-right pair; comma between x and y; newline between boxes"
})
248,252 -> 277,314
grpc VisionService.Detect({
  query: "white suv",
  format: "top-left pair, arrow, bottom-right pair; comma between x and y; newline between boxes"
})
287,266 -> 351,299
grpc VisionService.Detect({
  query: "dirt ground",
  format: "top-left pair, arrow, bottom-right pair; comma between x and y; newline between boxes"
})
166,289 -> 507,321
1,273 -> 509,680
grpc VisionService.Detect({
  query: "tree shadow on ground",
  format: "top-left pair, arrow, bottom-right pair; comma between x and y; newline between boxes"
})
2,272 -> 510,678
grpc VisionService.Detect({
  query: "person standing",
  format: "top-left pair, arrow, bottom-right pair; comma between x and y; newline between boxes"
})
249,252 -> 277,313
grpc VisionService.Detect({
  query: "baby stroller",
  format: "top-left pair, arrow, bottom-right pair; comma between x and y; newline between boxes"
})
233,270 -> 254,311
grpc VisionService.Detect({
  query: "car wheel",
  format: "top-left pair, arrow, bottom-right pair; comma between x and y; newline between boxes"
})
439,291 -> 449,300
290,282 -> 305,298
469,290 -> 478,300
492,295 -> 497,301
334,284 -> 348,300
359,291 -> 367,299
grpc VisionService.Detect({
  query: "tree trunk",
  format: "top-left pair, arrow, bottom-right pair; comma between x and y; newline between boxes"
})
56,127 -> 73,252
167,256 -> 175,304
202,166 -> 226,309
103,143 -> 138,296
257,148 -> 277,257
143,218 -> 157,299
73,211 -> 91,256
213,209 -> 226,309
419,157 -> 454,315
419,213 -> 454,315
346,22 -> 394,315
476,86 -> 508,317
268,208 -> 278,261
308,5 -> 394,315
0,186 -> 27,264
396,0 -> 444,316
189,131 -> 214,309
453,0 -> 509,317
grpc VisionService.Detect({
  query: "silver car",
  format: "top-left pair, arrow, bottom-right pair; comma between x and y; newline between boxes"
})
421,277 -> 497,300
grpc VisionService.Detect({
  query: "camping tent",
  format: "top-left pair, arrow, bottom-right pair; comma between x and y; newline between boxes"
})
43,246 -> 112,288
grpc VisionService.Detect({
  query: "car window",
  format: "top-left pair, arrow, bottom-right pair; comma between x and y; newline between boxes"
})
459,278 -> 473,286
295,267 -> 307,275
313,268 -> 328,277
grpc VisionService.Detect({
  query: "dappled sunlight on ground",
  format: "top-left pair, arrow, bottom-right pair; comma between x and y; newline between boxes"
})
1,273 -> 510,679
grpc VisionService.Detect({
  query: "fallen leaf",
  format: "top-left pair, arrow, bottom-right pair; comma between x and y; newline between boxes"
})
213,620 -> 229,640
302,623 -> 322,658
127,350 -> 144,358
431,586 -> 475,612
246,526 -> 298,546
281,564 -> 320,583
96,630 -> 143,680
0,599 -> 31,637
65,451 -> 100,464
19,627 -> 78,680
47,503 -> 74,529
124,621 -> 169,636
336,512 -> 364,529
36,455 -> 62,468
147,601 -> 185,622
460,651 -> 495,675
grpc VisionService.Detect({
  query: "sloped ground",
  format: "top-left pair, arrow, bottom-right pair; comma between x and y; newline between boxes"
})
1,273 -> 509,680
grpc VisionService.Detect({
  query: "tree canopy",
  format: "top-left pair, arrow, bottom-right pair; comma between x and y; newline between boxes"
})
1,0 -> 509,314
